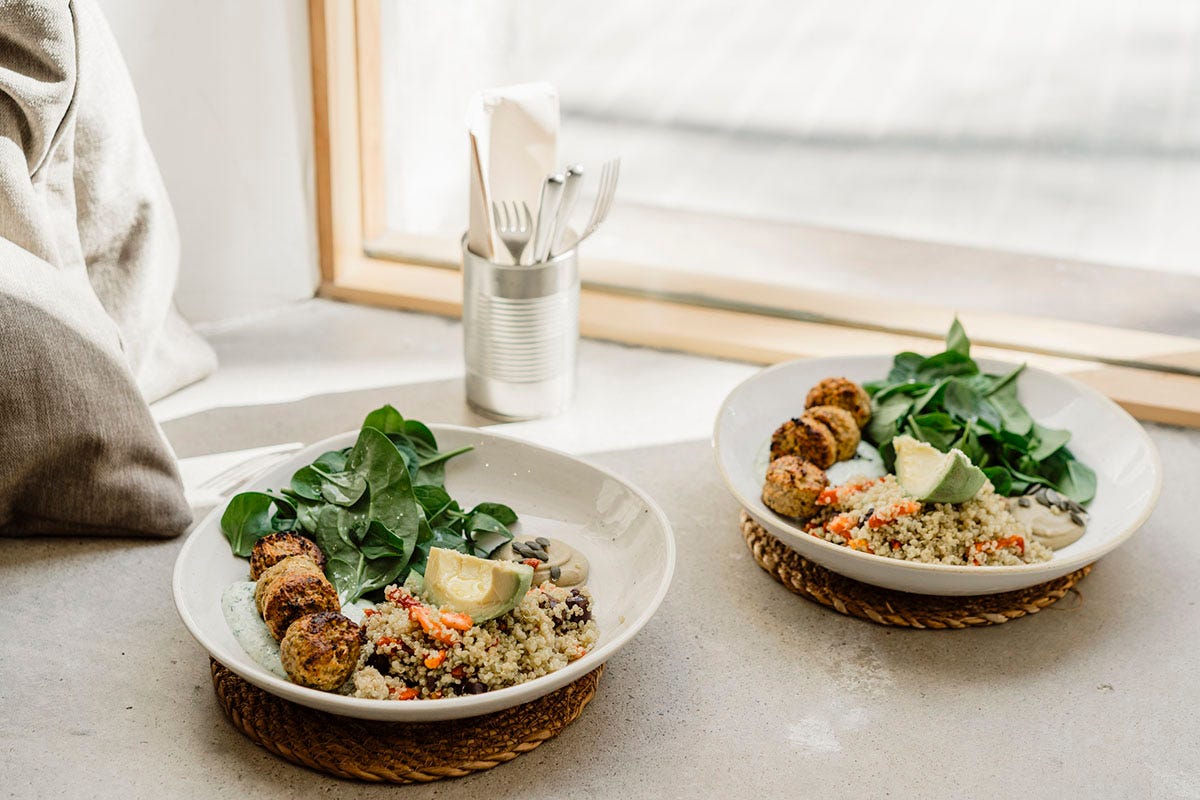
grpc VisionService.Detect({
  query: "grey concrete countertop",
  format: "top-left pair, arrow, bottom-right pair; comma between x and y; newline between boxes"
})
2,302 -> 1197,799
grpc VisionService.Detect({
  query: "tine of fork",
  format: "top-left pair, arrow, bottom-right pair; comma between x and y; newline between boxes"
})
492,201 -> 502,231
520,201 -> 532,233
599,159 -> 620,222
582,170 -> 607,235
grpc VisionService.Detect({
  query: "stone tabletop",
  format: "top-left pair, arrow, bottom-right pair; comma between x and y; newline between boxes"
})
2,302 -> 1197,799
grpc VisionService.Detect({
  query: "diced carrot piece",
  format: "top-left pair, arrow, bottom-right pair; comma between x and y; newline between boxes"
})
409,605 -> 458,646
439,611 -> 474,631
396,688 -> 418,701
826,513 -> 858,535
816,488 -> 841,506
424,650 -> 447,669
846,538 -> 874,554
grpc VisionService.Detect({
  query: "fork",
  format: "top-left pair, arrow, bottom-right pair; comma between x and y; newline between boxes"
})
491,200 -> 533,265
575,158 -> 620,247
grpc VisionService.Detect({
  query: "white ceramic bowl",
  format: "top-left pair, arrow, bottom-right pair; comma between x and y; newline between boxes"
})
714,356 -> 1161,595
174,424 -> 675,721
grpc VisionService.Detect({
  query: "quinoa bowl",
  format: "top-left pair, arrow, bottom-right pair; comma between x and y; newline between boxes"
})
174,425 -> 675,721
714,355 -> 1161,596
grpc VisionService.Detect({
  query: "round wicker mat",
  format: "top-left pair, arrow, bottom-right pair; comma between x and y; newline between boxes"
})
740,511 -> 1092,629
211,659 -> 602,783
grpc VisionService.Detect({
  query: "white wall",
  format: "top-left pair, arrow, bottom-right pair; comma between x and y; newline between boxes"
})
97,0 -> 318,324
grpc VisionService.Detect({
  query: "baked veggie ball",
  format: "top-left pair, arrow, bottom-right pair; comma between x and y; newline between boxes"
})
805,405 -> 860,462
805,377 -> 872,428
762,456 -> 828,519
280,611 -> 363,691
250,531 -> 326,581
254,555 -> 340,640
770,414 -> 838,469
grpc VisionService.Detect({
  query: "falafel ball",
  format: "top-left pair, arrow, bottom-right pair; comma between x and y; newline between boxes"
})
762,456 -> 828,519
280,611 -> 364,691
250,531 -> 326,580
805,377 -> 872,428
254,555 -> 341,640
805,405 -> 861,462
770,414 -> 839,468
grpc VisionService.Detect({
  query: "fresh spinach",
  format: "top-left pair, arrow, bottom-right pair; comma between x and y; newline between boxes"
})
220,405 -> 519,601
221,492 -> 293,556
864,321 -> 1097,505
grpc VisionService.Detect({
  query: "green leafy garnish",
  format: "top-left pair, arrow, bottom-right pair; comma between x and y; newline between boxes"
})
863,321 -> 1097,506
220,405 -> 518,602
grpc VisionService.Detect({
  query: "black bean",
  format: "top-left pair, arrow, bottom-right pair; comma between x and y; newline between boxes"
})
565,593 -> 591,623
425,672 -> 441,691
367,652 -> 391,674
464,681 -> 488,695
1018,497 -> 1031,508
536,537 -> 551,548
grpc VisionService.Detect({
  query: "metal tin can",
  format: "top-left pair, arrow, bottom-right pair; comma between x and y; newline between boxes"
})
462,236 -> 579,420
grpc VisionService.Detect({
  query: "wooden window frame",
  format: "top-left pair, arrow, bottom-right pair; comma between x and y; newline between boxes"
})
308,0 -> 1200,426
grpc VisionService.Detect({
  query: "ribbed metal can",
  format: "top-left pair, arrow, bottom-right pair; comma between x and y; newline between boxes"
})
462,236 -> 579,420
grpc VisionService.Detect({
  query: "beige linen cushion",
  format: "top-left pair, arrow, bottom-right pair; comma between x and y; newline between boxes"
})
0,238 -> 192,537
0,0 -> 210,536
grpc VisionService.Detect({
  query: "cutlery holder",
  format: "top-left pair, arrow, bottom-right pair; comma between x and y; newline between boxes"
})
462,236 -> 579,420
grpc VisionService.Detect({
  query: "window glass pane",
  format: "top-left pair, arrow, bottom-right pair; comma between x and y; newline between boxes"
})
376,0 -> 1200,335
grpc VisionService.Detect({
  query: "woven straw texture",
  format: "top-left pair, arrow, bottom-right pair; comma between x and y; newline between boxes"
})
740,511 -> 1091,629
211,659 -> 602,783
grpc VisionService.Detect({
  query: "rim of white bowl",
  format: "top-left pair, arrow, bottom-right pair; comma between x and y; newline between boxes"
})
173,423 -> 676,718
712,355 -> 1163,578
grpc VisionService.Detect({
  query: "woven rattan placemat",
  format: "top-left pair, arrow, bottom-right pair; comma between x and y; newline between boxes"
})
211,659 -> 602,783
740,510 -> 1091,629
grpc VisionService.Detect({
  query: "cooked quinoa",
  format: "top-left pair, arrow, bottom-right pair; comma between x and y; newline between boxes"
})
803,474 -> 1052,566
349,582 -> 598,700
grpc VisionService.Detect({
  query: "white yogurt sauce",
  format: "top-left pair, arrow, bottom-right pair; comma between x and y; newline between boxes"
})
757,439 -> 886,486
221,581 -> 370,678
220,582 -> 286,678
825,441 -> 887,486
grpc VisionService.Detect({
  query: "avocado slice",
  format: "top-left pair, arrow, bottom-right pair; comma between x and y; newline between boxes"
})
422,547 -> 533,622
894,435 -> 987,504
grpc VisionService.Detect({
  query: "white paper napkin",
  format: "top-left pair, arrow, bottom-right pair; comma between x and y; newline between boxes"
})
467,82 -> 559,263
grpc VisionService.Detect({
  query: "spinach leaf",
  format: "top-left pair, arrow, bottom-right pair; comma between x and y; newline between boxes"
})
220,407 -> 523,586
462,511 -> 514,558
470,502 -> 519,526
885,352 -> 926,384
345,427 -> 422,542
1029,423 -> 1071,461
982,467 -> 1013,495
312,448 -> 350,473
291,465 -> 367,506
1058,460 -> 1097,505
863,320 -> 1096,505
945,317 -> 970,357
221,492 -> 282,557
362,404 -> 406,437
867,393 -> 913,446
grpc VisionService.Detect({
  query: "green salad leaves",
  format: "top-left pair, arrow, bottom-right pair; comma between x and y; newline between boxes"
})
863,320 -> 1096,505
219,406 -> 517,602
